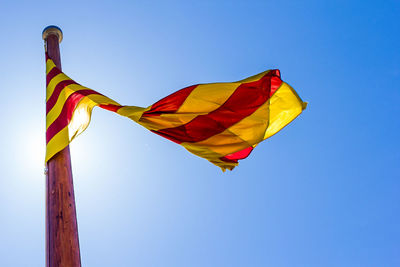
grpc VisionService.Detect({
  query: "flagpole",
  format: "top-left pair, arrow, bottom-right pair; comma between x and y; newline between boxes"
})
43,26 -> 81,267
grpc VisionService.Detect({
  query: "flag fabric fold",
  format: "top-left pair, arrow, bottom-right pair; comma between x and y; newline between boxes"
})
45,55 -> 307,171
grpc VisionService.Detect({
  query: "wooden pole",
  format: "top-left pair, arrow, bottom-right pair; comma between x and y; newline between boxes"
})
43,26 -> 82,267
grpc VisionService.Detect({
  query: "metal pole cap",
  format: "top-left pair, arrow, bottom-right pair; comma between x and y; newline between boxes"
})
42,25 -> 63,43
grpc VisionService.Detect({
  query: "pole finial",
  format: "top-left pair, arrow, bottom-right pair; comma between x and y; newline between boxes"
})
42,25 -> 63,43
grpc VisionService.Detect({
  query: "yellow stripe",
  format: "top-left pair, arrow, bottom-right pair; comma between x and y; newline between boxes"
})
46,73 -> 72,101
225,98 -> 271,145
209,159 -> 238,171
181,142 -> 239,171
84,94 -> 120,106
45,126 -> 69,162
263,82 -> 305,139
46,84 -> 90,129
181,130 -> 251,159
46,59 -> 56,74
137,113 -> 198,131
177,82 -> 240,114
117,106 -> 148,122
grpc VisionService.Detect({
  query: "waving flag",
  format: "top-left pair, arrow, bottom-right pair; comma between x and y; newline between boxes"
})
45,56 -> 307,170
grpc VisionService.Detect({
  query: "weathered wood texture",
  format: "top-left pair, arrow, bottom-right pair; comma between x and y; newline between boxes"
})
45,32 -> 81,267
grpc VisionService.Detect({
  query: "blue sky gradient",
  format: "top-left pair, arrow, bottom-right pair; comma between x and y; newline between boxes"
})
0,0 -> 399,266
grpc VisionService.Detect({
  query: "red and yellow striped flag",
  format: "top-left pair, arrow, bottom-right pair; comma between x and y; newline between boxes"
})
46,56 -> 307,170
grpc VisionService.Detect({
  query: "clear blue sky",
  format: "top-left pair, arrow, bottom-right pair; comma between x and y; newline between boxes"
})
0,0 -> 399,266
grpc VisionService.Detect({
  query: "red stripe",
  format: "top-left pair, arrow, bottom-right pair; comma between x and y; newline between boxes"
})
220,146 -> 254,163
152,71 -> 282,144
151,130 -> 181,144
46,90 -> 103,144
142,85 -> 197,117
99,104 -> 122,112
46,80 -> 78,113
46,67 -> 61,86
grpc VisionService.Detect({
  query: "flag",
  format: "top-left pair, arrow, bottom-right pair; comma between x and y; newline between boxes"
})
45,55 -> 307,171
